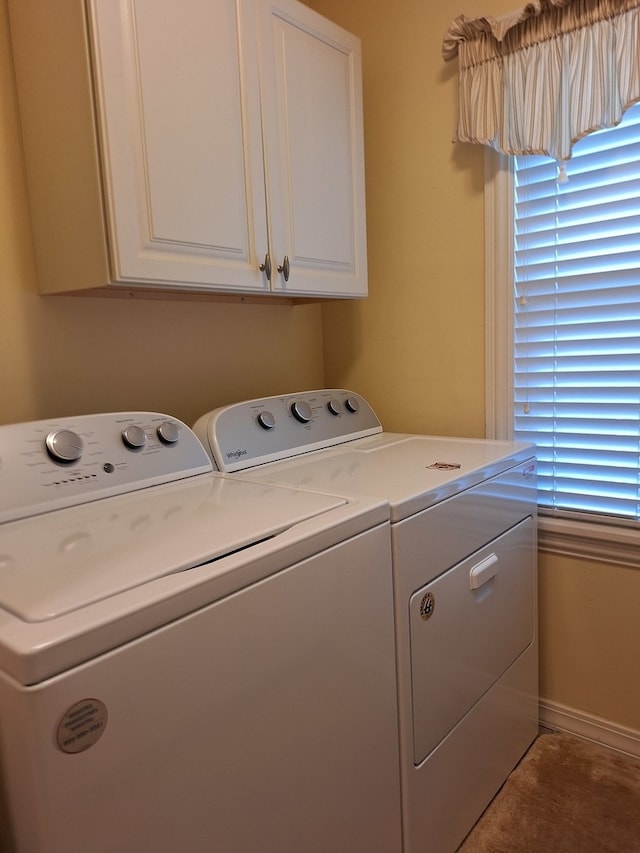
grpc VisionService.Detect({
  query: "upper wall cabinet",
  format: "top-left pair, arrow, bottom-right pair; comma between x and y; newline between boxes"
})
8,0 -> 367,301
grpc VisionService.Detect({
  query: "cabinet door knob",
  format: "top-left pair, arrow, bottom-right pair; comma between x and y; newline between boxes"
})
259,253 -> 272,281
277,256 -> 290,282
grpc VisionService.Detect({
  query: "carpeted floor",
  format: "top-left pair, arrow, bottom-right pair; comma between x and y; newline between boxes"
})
457,732 -> 640,852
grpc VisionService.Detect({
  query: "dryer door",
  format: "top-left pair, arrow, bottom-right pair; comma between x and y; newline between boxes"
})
409,516 -> 535,764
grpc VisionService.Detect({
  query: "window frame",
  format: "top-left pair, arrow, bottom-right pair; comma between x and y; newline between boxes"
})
484,147 -> 640,568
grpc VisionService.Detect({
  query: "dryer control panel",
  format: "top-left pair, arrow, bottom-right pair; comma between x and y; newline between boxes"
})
193,389 -> 382,472
0,412 -> 212,523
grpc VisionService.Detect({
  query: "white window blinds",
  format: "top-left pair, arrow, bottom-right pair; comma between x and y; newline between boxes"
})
513,100 -> 640,522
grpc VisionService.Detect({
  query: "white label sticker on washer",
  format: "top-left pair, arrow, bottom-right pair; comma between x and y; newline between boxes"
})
56,699 -> 108,754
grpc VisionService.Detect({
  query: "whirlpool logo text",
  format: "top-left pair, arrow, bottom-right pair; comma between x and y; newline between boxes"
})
226,448 -> 248,460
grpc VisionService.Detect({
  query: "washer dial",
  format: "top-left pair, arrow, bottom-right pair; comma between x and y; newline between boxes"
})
157,421 -> 180,444
122,425 -> 147,449
45,429 -> 84,462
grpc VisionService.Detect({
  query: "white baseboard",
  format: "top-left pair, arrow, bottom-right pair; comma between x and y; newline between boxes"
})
539,698 -> 640,760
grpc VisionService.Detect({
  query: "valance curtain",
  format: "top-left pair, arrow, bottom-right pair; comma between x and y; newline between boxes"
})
442,0 -> 640,166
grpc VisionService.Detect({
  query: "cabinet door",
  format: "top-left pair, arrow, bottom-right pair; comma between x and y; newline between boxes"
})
258,0 -> 368,297
89,0 -> 270,293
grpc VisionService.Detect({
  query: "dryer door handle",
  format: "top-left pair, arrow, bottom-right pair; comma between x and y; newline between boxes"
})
469,553 -> 499,589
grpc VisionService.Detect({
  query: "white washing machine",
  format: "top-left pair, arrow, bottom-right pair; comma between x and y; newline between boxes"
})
194,389 -> 539,853
0,411 -> 402,853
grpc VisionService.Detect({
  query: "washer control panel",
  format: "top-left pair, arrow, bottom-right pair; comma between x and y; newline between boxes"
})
0,412 -> 212,523
193,389 -> 382,472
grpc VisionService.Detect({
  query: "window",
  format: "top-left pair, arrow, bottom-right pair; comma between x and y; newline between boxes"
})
486,101 -> 640,564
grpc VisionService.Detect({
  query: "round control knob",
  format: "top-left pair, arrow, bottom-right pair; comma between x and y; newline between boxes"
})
122,425 -> 147,449
257,411 -> 276,430
45,429 -> 84,463
345,397 -> 360,414
157,421 -> 180,444
327,398 -> 342,416
291,401 -> 313,424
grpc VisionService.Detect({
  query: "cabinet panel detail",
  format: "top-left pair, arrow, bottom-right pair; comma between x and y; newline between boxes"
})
90,0 -> 268,290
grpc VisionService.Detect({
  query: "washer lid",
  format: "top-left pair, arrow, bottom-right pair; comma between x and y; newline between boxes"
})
0,474 -> 346,622
232,433 -> 534,521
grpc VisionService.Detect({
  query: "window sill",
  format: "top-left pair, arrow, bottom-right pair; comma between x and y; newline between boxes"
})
539,516 -> 640,569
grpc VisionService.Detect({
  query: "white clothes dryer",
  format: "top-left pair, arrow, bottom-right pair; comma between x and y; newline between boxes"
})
0,411 -> 402,853
194,389 -> 539,853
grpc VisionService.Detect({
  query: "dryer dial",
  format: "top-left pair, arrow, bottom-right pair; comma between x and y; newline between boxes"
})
257,411 -> 276,430
291,401 -> 313,423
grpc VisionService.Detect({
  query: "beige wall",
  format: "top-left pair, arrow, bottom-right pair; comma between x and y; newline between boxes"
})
313,0 -> 491,438
539,551 -> 640,727
305,0 -> 640,734
0,0 -> 324,429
